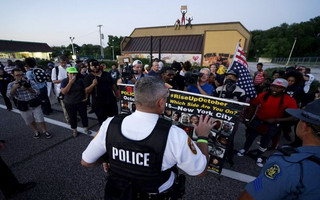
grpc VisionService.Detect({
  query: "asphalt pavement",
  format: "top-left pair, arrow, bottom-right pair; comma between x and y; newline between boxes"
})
0,96 -> 291,200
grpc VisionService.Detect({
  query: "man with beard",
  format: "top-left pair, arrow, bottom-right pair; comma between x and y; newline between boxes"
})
214,70 -> 246,102
84,59 -> 119,125
237,78 -> 298,167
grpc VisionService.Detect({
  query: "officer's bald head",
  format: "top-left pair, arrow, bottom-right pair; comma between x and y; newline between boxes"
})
134,76 -> 168,109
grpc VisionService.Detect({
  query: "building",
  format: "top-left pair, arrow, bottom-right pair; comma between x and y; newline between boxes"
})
0,40 -> 52,60
121,22 -> 251,67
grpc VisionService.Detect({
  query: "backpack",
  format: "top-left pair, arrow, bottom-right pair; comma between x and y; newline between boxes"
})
32,68 -> 48,83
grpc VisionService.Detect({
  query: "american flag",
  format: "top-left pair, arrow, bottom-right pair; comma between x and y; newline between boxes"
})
227,41 -> 257,99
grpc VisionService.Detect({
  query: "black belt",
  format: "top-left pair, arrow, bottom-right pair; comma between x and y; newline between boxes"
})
134,188 -> 173,200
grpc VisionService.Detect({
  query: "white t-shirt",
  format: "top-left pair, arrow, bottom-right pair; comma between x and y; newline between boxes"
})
51,65 -> 67,96
82,110 -> 207,192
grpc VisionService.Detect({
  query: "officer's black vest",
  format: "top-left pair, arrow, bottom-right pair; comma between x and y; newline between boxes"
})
106,114 -> 173,193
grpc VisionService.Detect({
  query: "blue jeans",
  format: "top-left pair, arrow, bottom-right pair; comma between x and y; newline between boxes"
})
244,117 -> 279,157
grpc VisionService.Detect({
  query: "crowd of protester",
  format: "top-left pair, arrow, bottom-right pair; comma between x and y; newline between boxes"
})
1,57 -> 320,198
1,58 -> 319,145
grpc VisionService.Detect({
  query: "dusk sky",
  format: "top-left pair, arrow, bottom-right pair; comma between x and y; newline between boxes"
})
1,0 -> 319,47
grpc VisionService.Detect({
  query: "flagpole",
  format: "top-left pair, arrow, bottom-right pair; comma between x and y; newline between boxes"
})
227,40 -> 241,73
219,40 -> 241,98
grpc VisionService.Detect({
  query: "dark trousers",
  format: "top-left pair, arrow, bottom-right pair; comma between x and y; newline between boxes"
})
39,86 -> 52,115
93,101 -> 118,125
65,102 -> 88,129
0,87 -> 12,110
244,117 -> 279,157
0,156 -> 20,198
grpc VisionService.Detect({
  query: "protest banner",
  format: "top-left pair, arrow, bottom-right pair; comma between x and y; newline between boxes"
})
118,84 -> 249,174
119,84 -> 135,113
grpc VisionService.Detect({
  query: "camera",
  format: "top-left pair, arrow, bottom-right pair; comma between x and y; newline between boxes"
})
18,80 -> 31,88
185,71 -> 203,86
122,64 -> 138,80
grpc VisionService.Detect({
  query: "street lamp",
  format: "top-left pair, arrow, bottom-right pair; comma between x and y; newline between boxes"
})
111,46 -> 115,61
69,37 -> 76,60
97,25 -> 104,59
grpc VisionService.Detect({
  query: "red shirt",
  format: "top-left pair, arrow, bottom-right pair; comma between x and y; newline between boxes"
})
252,92 -> 298,121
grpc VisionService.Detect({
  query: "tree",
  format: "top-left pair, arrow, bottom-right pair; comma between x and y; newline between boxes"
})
51,46 -> 72,58
78,44 -> 101,59
248,16 -> 320,59
105,35 -> 124,60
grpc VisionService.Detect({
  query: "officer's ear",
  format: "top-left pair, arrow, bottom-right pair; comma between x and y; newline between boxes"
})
157,97 -> 166,107
300,121 -> 313,137
156,97 -> 166,111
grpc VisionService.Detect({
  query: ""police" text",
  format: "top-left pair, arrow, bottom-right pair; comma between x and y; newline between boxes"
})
112,147 -> 150,166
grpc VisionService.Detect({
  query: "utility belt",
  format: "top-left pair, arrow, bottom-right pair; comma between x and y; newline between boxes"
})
16,97 -> 41,112
105,173 -> 186,200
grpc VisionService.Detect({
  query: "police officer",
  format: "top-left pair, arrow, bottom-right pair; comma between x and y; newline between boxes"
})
81,76 -> 214,199
238,99 -> 320,200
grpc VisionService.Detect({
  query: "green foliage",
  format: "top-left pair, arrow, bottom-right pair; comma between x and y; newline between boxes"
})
51,35 -> 123,60
105,35 -> 123,60
249,16 -> 320,59
264,67 -> 286,78
138,58 -> 151,65
51,46 -> 72,58
36,59 -> 51,69
77,44 -> 101,59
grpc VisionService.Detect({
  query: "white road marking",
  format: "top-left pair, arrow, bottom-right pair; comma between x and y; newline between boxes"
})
0,104 -> 255,183
0,104 -> 97,136
219,169 -> 256,183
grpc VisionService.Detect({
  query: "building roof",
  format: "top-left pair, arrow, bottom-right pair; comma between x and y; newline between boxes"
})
122,35 -> 204,54
124,22 -> 251,53
0,40 -> 52,52
130,22 -> 250,38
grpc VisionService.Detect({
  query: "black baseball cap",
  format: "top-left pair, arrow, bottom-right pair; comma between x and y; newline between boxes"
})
225,70 -> 239,78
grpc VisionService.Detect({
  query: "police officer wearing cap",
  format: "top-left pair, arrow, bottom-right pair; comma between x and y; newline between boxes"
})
81,76 -> 214,199
239,99 -> 320,200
